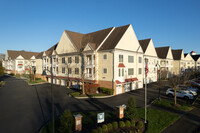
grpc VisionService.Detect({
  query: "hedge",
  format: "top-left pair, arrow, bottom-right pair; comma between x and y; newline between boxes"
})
98,87 -> 114,95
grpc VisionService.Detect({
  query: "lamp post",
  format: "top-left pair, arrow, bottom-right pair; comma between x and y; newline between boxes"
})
144,58 -> 148,124
42,67 -> 54,133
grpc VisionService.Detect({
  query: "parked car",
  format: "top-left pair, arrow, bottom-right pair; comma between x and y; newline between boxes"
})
166,88 -> 194,100
177,85 -> 198,96
185,81 -> 200,89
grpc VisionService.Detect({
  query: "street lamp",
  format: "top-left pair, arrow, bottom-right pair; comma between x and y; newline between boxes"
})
144,58 -> 148,124
42,67 -> 54,133
156,63 -> 161,100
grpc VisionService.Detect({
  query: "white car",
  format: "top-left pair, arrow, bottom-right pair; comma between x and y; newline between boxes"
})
166,89 -> 194,100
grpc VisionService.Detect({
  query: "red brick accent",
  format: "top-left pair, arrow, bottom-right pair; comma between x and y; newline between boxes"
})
98,80 -> 113,89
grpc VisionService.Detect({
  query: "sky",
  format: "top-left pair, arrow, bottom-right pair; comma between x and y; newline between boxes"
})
0,0 -> 199,54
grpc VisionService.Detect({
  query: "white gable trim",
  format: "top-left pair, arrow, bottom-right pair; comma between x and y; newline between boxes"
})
83,43 -> 94,51
65,31 -> 78,51
96,27 -> 115,52
16,55 -> 24,59
30,56 -> 36,59
43,52 -> 46,56
52,50 -> 56,56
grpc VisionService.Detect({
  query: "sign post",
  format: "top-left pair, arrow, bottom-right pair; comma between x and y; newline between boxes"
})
74,114 -> 83,131
97,112 -> 104,123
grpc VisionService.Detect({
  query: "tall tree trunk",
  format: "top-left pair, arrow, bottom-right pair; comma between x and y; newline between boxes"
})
174,87 -> 177,105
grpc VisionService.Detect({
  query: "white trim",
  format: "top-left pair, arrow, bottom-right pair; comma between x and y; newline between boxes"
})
96,27 -> 115,51
65,31 -> 78,51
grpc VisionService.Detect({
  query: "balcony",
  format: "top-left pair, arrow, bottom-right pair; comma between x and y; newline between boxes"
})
85,55 -> 95,68
85,68 -> 95,80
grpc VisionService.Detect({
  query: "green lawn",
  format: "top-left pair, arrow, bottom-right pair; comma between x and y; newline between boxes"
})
153,99 -> 193,111
137,108 -> 180,133
27,79 -> 46,84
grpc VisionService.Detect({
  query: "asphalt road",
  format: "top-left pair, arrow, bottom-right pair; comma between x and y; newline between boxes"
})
0,75 -> 196,133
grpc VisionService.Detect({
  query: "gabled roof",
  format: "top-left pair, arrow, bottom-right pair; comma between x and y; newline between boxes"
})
155,46 -> 170,59
36,43 -> 58,58
64,24 -> 130,51
99,24 -> 130,50
65,26 -> 114,51
191,54 -> 200,61
138,39 -> 151,53
7,50 -> 39,60
172,49 -> 183,60
184,53 -> 188,58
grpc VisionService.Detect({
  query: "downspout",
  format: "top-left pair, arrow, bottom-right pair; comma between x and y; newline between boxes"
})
113,50 -> 115,92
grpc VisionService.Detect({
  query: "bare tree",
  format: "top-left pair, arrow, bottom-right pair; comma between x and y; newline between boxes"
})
168,74 -> 182,105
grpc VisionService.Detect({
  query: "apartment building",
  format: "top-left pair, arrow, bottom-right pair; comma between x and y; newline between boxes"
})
171,49 -> 186,75
184,53 -> 195,70
155,46 -> 174,77
2,50 -> 39,74
139,39 -> 158,83
36,24 -> 144,95
191,54 -> 200,71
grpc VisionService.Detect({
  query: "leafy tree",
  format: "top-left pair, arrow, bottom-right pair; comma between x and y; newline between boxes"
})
125,97 -> 138,120
58,110 -> 74,133
0,66 -> 4,76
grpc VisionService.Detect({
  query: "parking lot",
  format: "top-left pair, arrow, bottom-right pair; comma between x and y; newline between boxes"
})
0,75 -> 198,133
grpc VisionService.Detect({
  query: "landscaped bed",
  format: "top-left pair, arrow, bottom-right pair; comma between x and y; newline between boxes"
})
153,99 -> 193,111
40,108 -> 179,133
70,87 -> 114,98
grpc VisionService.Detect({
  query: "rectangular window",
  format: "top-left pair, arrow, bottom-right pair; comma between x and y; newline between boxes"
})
103,54 -> 107,60
68,68 -> 71,74
56,67 -> 58,73
62,57 -> 65,64
75,56 -> 79,63
119,69 -> 121,77
75,68 -> 79,75
139,68 -> 142,74
128,68 -> 134,75
68,57 -> 72,63
57,58 -> 58,63
47,58 -> 48,63
62,67 -> 65,73
103,68 -> 107,74
128,56 -> 134,63
139,57 -> 142,63
119,55 -> 123,62
122,68 -> 124,76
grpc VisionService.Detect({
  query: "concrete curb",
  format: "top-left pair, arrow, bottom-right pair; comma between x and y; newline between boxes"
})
28,82 -> 47,86
72,94 -> 115,99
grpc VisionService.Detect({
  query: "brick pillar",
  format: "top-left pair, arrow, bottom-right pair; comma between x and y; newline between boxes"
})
74,114 -> 83,131
117,105 -> 126,119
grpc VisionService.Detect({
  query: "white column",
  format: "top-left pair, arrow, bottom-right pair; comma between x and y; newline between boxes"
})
92,54 -> 94,65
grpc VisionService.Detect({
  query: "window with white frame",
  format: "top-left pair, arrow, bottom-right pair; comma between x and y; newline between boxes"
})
103,54 -> 107,60
62,57 -> 65,64
56,67 -> 58,73
103,68 -> 107,74
128,68 -> 134,75
128,56 -> 134,63
75,68 -> 79,75
139,68 -> 142,74
75,56 -> 79,63
68,57 -> 72,63
139,57 -> 142,63
62,67 -> 65,73
68,68 -> 71,74
118,68 -> 124,77
119,55 -> 123,62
